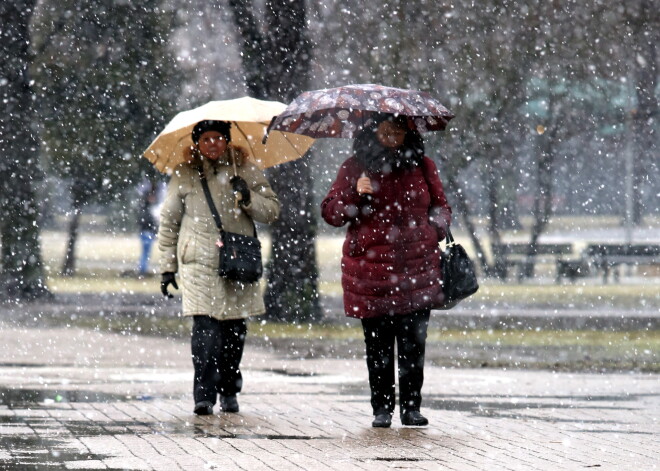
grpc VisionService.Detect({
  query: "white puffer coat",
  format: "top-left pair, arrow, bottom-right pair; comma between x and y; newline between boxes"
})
158,147 -> 280,320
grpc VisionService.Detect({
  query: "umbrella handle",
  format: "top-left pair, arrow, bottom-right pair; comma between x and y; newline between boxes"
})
231,148 -> 241,218
358,172 -> 373,201
234,192 -> 242,219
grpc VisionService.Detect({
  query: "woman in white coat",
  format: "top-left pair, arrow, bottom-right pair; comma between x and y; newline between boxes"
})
158,120 -> 280,415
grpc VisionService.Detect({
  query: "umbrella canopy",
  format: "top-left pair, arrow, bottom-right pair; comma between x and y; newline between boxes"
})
143,97 -> 315,173
266,84 -> 455,140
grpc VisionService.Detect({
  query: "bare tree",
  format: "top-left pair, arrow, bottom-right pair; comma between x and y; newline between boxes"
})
226,0 -> 321,322
31,0 -> 181,276
0,0 -> 50,300
626,0 -> 659,224
437,0 -> 540,276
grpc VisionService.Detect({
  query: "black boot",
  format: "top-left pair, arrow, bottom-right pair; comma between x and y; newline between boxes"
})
372,407 -> 392,428
401,410 -> 428,426
220,395 -> 239,413
194,401 -> 214,416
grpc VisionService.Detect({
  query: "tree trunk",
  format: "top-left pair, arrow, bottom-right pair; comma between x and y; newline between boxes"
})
61,209 -> 81,277
264,158 -> 321,322
443,172 -> 490,275
61,180 -> 86,277
526,125 -> 557,278
631,0 -> 658,225
227,0 -> 322,322
484,158 -> 508,278
0,0 -> 50,300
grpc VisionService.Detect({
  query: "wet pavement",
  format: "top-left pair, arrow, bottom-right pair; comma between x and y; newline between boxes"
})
0,327 -> 658,470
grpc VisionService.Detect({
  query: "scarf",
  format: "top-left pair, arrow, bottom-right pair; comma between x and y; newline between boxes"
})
353,127 -> 425,174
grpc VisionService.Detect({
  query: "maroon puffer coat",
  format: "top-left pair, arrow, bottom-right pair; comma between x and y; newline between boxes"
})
321,156 -> 452,319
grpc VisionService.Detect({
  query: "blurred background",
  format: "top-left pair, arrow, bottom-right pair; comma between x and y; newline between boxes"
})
1,1 -> 658,331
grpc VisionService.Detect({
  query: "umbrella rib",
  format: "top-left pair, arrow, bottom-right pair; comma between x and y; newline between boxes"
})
151,133 -> 190,171
278,132 -> 305,161
169,133 -> 190,166
233,121 -> 307,168
233,122 -> 258,162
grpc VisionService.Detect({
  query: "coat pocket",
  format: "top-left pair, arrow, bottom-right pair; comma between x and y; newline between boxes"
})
179,238 -> 192,265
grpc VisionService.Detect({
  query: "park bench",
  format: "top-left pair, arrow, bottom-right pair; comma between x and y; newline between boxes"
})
582,243 -> 660,283
491,243 -> 575,282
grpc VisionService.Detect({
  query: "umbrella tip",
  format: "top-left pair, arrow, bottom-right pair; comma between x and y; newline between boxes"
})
264,115 -> 278,144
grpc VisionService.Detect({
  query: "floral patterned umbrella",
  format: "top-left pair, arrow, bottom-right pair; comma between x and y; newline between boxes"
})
266,84 -> 454,140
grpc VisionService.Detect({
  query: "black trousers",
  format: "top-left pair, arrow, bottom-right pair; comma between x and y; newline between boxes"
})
361,309 -> 430,416
191,315 -> 247,405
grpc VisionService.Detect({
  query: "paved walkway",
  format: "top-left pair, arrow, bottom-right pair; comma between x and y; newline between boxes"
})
0,327 -> 658,470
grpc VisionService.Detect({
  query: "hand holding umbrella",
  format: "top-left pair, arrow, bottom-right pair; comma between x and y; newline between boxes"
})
230,176 -> 251,205
356,174 -> 373,195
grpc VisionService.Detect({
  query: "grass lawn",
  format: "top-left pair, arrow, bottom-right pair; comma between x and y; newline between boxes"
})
47,273 -> 659,311
36,228 -> 659,372
460,283 -> 660,310
41,228 -> 659,309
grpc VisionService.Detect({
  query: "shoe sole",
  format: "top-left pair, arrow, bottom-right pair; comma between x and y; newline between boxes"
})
401,420 -> 429,426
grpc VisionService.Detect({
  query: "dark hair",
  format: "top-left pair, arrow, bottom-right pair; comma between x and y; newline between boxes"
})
372,113 -> 409,129
192,120 -> 231,144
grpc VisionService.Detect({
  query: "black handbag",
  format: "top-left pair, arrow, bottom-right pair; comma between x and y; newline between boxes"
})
198,168 -> 263,283
418,163 -> 479,309
437,228 -> 479,310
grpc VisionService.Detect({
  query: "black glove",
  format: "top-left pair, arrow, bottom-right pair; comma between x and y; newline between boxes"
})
230,176 -> 251,205
160,272 -> 178,298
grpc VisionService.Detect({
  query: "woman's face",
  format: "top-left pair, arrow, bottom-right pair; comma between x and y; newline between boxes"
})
197,130 -> 228,160
376,120 -> 407,149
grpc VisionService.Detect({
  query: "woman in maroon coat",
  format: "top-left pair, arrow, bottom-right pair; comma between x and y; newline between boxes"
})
321,114 -> 451,428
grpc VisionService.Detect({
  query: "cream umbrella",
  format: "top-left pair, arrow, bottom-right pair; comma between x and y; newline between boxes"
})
143,96 -> 315,174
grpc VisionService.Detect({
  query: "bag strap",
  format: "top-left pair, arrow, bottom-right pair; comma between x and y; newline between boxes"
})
197,166 -> 257,237
198,167 -> 224,234
418,160 -> 452,245
445,227 -> 455,245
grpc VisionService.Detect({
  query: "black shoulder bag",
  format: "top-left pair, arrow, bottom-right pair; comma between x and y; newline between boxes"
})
198,168 -> 263,283
436,228 -> 479,310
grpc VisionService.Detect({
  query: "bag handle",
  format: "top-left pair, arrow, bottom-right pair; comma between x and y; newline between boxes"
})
418,160 -> 452,245
197,167 -> 257,238
445,227 -> 455,246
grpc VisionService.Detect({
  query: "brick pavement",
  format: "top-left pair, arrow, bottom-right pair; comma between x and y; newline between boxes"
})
0,327 -> 658,470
